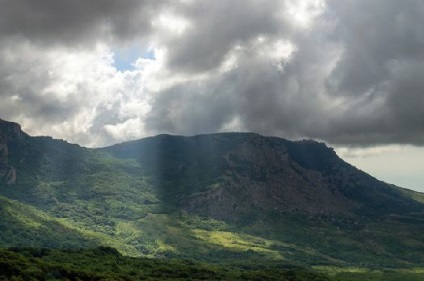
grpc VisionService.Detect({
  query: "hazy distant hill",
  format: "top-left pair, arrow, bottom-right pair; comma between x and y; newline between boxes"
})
1,118 -> 424,269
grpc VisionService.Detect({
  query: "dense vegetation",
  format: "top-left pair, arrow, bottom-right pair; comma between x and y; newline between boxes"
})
0,247 -> 334,280
1,247 -> 423,281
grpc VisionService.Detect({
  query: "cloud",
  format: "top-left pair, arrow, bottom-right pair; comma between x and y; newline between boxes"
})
144,0 -> 336,140
0,0 -> 162,46
1,0 -> 424,147
157,0 -> 290,73
0,41 -> 150,147
320,0 -> 424,145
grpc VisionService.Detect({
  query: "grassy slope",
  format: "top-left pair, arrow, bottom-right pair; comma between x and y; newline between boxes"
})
315,266 -> 424,281
0,195 -> 346,265
2,191 -> 424,272
0,196 -> 99,249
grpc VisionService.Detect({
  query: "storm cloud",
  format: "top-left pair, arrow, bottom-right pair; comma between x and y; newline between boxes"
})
0,0 -> 424,147
0,0 -> 163,45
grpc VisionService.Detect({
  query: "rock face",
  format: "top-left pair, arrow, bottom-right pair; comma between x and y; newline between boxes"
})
0,142 -> 11,183
178,135 -> 351,220
0,119 -> 28,185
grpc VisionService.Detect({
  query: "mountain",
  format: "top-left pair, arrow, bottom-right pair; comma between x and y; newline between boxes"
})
105,133 -> 422,218
1,118 -> 424,271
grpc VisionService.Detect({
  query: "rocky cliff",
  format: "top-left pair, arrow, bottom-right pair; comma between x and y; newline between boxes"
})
0,119 -> 29,185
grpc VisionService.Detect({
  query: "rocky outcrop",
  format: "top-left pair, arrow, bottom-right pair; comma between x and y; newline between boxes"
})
180,135 -> 352,220
0,119 -> 28,185
0,119 -> 26,141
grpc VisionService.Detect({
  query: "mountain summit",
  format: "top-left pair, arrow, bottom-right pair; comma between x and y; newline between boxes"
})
0,119 -> 423,267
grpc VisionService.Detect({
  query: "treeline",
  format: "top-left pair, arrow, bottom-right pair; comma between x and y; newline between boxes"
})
0,246 -> 334,280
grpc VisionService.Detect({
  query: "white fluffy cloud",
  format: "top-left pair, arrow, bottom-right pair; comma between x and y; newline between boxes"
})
0,41 -> 151,146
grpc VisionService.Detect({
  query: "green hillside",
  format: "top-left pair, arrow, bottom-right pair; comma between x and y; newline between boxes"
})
1,119 -> 424,277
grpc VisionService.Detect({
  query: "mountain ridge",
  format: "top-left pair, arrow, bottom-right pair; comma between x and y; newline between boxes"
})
103,131 -> 423,217
0,118 -> 424,268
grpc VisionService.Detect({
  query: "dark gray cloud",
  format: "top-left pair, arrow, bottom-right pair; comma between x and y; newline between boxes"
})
145,0 -> 424,146
0,44 -> 77,122
144,0 -> 333,141
161,0 -> 289,73
320,0 -> 424,145
146,78 -> 237,134
326,0 -> 424,95
146,31 -> 331,139
0,0 -> 161,45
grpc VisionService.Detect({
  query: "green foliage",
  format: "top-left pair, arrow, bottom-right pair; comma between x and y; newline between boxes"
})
0,247 -> 335,281
315,266 -> 424,281
0,196 -> 99,250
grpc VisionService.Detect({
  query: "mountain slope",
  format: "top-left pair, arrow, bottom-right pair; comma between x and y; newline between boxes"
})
1,118 -> 424,268
104,133 -> 423,218
0,195 -> 100,249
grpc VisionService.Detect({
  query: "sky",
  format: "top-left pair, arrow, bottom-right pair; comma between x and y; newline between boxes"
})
0,0 -> 423,192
